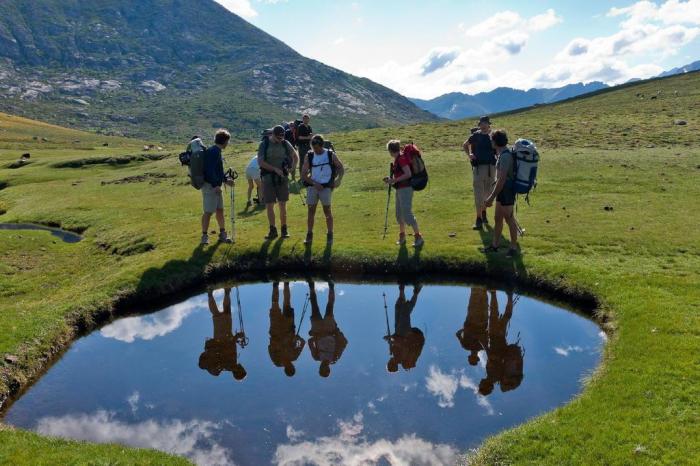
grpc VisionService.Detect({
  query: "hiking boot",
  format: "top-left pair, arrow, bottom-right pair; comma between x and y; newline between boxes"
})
218,230 -> 233,244
304,232 -> 313,245
281,225 -> 290,238
246,199 -> 253,208
413,235 -> 424,248
265,226 -> 278,240
481,211 -> 489,225
326,232 -> 333,244
396,234 -> 406,246
200,233 -> 209,245
472,218 -> 483,230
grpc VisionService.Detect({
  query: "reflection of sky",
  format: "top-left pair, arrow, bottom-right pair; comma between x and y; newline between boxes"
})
6,283 -> 603,466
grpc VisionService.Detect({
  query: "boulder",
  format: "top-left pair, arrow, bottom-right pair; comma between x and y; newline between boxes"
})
674,119 -> 687,125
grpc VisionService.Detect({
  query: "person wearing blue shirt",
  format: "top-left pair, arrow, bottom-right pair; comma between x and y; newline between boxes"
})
201,129 -> 233,245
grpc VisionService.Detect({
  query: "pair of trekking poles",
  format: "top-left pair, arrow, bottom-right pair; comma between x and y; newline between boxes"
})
225,168 -> 238,243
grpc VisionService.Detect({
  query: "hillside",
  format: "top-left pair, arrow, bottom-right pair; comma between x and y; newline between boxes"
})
0,0 -> 437,141
411,82 -> 608,120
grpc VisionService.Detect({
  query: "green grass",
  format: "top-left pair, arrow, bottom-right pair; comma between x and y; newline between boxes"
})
1,72 -> 699,465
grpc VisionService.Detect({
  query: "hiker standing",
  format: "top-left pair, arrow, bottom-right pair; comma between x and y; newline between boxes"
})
284,121 -> 297,148
484,130 -> 520,257
302,135 -> 344,245
384,140 -> 424,247
198,288 -> 247,381
463,116 -> 496,230
307,279 -> 347,378
258,125 -> 299,239
268,282 -> 305,377
244,155 -> 262,208
201,129 -> 233,245
296,114 -> 313,178
386,284 -> 425,372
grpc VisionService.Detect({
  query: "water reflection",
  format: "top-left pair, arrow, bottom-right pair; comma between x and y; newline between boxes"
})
199,288 -> 247,381
385,284 -> 425,373
268,282 -> 306,377
307,280 -> 347,378
5,281 -> 603,466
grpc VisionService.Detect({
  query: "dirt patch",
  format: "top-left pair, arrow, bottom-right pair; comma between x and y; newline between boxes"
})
101,172 -> 175,185
51,154 -> 167,169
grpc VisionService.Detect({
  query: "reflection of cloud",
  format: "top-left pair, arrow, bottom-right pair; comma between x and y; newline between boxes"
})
425,366 -> 494,415
127,391 -> 140,414
274,412 -> 458,466
36,411 -> 234,466
554,345 -> 584,357
286,425 -> 305,442
100,297 -> 205,343
599,331 -> 608,342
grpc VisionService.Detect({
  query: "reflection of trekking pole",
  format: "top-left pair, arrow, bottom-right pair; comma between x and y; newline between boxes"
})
226,168 -> 239,242
235,286 -> 249,348
383,293 -> 391,337
296,293 -> 310,338
382,165 -> 392,240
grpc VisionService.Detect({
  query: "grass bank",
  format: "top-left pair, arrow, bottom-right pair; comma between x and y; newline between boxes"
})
0,73 -> 699,464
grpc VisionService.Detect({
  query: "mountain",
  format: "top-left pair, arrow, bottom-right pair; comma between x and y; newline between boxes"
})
411,82 -> 609,120
658,60 -> 700,78
0,0 -> 437,140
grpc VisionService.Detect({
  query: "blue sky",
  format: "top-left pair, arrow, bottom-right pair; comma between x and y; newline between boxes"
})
215,0 -> 700,98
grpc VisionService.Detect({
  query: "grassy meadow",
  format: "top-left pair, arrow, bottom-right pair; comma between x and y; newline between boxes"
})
0,72 -> 699,464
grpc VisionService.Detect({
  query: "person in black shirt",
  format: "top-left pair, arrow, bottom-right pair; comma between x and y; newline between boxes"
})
463,116 -> 496,230
296,114 -> 313,178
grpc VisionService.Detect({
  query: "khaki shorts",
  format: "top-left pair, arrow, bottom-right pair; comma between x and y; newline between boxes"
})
262,174 -> 289,204
202,182 -> 224,213
473,164 -> 496,211
307,187 -> 332,206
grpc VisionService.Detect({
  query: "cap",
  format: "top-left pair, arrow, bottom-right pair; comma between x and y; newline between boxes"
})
478,116 -> 491,125
272,125 -> 285,136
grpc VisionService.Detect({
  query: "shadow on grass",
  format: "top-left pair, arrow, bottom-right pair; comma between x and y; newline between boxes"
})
136,242 -> 221,295
478,222 -> 527,277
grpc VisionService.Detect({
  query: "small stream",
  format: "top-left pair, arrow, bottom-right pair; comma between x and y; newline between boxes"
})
0,223 -> 83,243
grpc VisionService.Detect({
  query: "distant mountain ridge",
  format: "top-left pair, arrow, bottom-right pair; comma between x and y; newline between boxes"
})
0,0 -> 437,139
658,60 -> 700,78
410,82 -> 609,120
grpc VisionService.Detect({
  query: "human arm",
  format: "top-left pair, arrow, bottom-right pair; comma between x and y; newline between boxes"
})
386,164 -> 411,186
332,153 -> 345,188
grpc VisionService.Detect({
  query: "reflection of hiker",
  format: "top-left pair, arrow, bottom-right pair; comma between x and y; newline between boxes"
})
308,280 -> 347,378
268,282 -> 305,377
456,287 -> 492,366
478,291 -> 524,395
386,284 -> 425,372
199,288 -> 247,381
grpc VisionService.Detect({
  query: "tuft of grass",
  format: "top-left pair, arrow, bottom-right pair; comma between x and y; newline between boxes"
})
0,72 -> 699,465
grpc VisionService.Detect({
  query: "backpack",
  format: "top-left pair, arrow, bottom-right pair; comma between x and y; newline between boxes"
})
259,129 -> 294,176
403,143 -> 428,191
180,137 -> 207,190
510,139 -> 539,198
303,148 -> 338,188
500,343 -> 524,392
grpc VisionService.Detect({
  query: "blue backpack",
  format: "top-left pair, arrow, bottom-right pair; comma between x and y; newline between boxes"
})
510,139 -> 539,196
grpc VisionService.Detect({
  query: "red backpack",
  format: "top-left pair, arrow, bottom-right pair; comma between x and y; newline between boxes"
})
402,143 -> 428,191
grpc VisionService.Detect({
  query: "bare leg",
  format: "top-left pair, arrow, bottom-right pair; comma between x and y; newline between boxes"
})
322,205 -> 333,233
247,179 -> 253,202
202,212 -> 213,233
223,287 -> 231,314
215,208 -> 226,231
266,203 -> 276,227
503,206 -> 519,249
492,203 -> 505,248
307,204 -> 317,233
279,202 -> 287,226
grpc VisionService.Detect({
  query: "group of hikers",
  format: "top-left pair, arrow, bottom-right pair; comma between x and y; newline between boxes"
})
192,113 -> 532,257
198,283 -> 523,395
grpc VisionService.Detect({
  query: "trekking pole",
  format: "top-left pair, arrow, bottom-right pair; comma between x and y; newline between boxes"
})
383,293 -> 391,337
235,286 -> 249,348
382,165 -> 392,240
226,168 -> 239,242
296,293 -> 310,338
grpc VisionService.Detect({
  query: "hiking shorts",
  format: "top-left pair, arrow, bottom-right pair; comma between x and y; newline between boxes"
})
202,182 -> 224,214
395,187 -> 417,227
262,174 -> 289,204
473,164 -> 496,211
245,165 -> 261,181
497,186 -> 516,207
307,187 -> 332,207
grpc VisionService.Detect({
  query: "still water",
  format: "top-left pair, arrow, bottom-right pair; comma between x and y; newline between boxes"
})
3,280 -> 604,466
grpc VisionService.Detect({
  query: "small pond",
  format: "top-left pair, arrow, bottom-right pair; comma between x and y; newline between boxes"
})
0,223 -> 83,243
3,280 -> 604,466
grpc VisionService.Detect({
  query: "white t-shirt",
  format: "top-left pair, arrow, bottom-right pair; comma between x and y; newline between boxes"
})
309,149 -> 333,185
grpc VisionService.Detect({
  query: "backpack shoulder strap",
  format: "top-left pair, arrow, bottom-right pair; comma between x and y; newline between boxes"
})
261,137 -> 270,162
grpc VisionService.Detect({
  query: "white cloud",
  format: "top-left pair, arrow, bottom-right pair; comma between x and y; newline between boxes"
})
214,0 -> 258,18
36,411 -> 234,466
274,412 -> 459,466
127,391 -> 140,414
530,9 -> 564,31
100,297 -> 204,343
554,345 -> 584,357
424,366 -> 494,415
333,37 -> 345,46
421,47 -> 461,75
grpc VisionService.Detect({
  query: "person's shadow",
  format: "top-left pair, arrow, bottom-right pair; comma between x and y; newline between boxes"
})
478,221 -> 526,276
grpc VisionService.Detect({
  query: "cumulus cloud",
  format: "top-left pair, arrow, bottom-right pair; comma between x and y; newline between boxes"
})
424,366 -> 494,415
36,411 -> 234,466
421,48 -> 461,75
274,412 -> 459,466
100,297 -> 205,343
214,0 -> 258,18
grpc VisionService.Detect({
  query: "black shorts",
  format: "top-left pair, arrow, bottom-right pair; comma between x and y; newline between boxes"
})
497,187 -> 516,206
